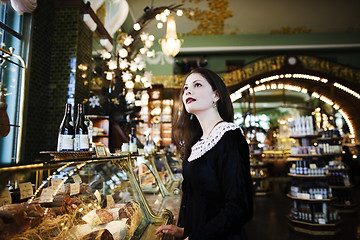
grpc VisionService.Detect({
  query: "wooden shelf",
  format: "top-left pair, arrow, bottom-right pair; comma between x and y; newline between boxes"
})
286,194 -> 334,202
329,185 -> 355,189
290,134 -> 322,139
317,137 -> 343,141
287,216 -> 342,236
289,153 -> 339,158
93,134 -> 108,137
332,202 -> 358,208
87,115 -> 109,119
287,215 -> 342,227
288,173 -> 328,178
252,175 -> 268,179
328,168 -> 350,171
289,154 -> 322,158
255,190 -> 271,196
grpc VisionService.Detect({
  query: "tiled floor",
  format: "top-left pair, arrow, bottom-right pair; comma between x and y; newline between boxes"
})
245,177 -> 360,240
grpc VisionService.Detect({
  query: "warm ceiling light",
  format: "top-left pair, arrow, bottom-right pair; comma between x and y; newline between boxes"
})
159,13 -> 183,57
133,23 -> 141,31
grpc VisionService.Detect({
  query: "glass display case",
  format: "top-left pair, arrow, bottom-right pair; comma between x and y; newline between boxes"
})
0,154 -> 175,240
134,152 -> 181,222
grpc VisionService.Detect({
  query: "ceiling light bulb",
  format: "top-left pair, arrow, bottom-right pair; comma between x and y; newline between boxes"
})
177,10 -> 183,16
106,72 -> 113,80
130,62 -> 138,72
140,32 -> 148,41
135,75 -> 141,82
145,40 -> 153,48
133,23 -> 141,31
164,9 -> 170,16
125,80 -> 135,89
148,35 -> 155,41
119,49 -> 128,58
157,22 -> 163,29
119,59 -> 128,69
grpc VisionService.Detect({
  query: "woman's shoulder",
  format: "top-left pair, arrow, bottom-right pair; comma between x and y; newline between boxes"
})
215,122 -> 244,137
187,122 -> 244,162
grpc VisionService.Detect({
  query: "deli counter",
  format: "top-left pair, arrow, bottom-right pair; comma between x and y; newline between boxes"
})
0,153 -> 179,240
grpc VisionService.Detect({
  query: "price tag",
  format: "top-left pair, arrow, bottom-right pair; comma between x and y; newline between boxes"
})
309,163 -> 317,169
51,178 -> 65,193
70,182 -> 80,196
302,193 -> 310,199
344,177 -> 351,187
106,194 -> 115,208
318,218 -> 326,224
19,182 -> 33,200
314,194 -> 323,200
39,188 -> 54,203
0,189 -> 12,206
82,209 -> 101,226
94,190 -> 101,204
72,175 -> 82,184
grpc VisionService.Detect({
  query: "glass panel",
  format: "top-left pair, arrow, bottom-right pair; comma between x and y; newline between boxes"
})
0,3 -> 22,37
0,2 -> 23,165
0,157 -> 154,239
0,47 -> 23,165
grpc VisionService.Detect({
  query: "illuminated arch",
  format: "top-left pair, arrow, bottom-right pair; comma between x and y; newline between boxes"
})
230,73 -> 359,139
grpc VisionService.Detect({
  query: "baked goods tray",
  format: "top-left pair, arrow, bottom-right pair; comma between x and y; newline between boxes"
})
40,151 -> 96,161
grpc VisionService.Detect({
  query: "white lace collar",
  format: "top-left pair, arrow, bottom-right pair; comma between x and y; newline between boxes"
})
187,122 -> 241,162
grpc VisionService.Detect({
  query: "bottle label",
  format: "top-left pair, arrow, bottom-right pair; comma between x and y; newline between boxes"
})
129,142 -> 137,153
60,135 -> 74,151
75,134 -> 89,151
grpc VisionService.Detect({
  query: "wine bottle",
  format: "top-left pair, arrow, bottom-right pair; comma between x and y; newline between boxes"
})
129,127 -> 137,153
57,103 -> 74,151
85,116 -> 93,151
74,103 -> 89,151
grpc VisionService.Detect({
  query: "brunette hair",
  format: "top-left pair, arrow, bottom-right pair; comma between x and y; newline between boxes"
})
173,68 -> 234,161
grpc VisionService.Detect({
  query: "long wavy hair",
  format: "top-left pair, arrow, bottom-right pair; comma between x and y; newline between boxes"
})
173,68 -> 234,161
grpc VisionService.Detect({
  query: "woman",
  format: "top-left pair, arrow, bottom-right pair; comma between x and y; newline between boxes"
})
155,68 -> 253,240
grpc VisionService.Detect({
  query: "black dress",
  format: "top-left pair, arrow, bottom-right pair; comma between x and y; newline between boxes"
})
178,122 -> 253,240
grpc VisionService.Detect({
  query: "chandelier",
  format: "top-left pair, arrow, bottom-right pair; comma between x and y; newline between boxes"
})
159,13 -> 183,57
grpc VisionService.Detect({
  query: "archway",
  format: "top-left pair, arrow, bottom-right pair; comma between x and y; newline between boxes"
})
225,55 -> 360,143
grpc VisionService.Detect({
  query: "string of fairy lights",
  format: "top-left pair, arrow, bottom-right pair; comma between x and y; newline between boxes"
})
230,73 -> 360,137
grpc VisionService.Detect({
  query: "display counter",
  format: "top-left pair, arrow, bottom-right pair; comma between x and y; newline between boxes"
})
134,152 -> 182,222
0,154 -> 175,240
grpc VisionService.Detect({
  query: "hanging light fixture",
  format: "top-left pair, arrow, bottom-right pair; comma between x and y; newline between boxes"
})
159,13 -> 183,57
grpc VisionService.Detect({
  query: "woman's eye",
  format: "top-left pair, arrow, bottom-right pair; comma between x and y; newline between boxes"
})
195,83 -> 202,87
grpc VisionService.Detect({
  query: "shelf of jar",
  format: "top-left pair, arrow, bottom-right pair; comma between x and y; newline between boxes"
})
329,185 -> 355,189
287,157 -> 303,162
290,134 -> 322,139
328,168 -> 351,172
287,215 -> 342,227
332,202 -> 359,213
288,173 -> 329,178
251,175 -> 268,179
254,190 -> 271,196
317,137 -> 343,141
286,194 -> 334,202
287,216 -> 342,236
250,162 -> 268,167
289,153 -> 341,158
92,134 -> 108,137
86,115 -> 109,120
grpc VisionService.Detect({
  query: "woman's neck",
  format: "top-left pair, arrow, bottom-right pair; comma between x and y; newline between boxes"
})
195,110 -> 224,139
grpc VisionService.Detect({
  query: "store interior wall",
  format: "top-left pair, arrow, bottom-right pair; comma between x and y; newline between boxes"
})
15,0 -> 360,164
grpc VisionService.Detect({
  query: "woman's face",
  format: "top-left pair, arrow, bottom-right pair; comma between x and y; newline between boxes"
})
182,73 -> 219,114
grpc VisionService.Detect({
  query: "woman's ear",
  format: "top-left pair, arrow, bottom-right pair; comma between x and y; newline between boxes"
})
213,90 -> 220,102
